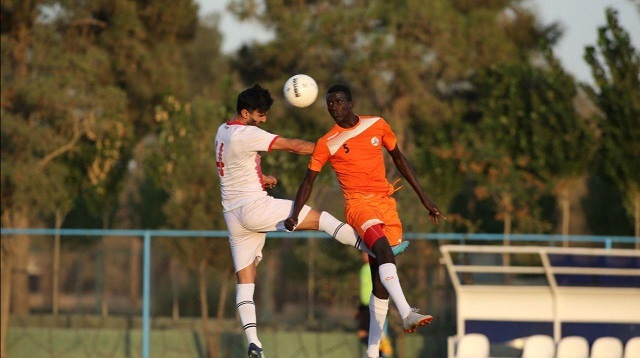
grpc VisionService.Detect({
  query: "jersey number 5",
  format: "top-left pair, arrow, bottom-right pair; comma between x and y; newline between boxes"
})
216,142 -> 225,176
343,143 -> 350,153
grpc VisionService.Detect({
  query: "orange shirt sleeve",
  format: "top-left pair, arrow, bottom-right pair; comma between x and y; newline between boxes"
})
380,118 -> 397,152
308,137 -> 330,172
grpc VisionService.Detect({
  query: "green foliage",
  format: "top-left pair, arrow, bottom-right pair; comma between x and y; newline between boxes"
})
583,7 -> 640,232
146,95 -> 233,270
1,0 -> 636,238
1,9 -> 131,225
228,0 -> 557,233
147,96 -> 227,230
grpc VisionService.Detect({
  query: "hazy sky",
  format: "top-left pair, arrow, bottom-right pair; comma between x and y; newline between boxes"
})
197,0 -> 640,85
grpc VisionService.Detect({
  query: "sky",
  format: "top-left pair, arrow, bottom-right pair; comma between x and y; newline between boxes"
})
196,0 -> 640,85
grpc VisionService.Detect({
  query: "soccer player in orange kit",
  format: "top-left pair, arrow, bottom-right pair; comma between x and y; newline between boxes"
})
285,84 -> 446,358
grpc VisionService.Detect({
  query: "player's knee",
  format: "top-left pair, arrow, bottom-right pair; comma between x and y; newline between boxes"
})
371,239 -> 394,264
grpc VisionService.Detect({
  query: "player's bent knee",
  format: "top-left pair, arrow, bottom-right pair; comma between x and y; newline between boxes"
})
363,224 -> 386,248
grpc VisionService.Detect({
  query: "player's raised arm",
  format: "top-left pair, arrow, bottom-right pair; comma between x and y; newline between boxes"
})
270,136 -> 315,155
387,145 -> 447,225
284,168 -> 320,231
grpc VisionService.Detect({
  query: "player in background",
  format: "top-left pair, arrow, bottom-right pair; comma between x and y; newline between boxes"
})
285,84 -> 446,358
214,84 -> 408,358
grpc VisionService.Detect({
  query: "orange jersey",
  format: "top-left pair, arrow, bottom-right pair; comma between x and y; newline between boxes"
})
309,116 -> 397,198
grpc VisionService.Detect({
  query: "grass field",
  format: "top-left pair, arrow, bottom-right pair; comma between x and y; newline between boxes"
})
7,325 -> 433,358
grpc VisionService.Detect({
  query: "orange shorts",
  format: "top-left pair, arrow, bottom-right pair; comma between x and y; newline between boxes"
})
345,194 -> 403,247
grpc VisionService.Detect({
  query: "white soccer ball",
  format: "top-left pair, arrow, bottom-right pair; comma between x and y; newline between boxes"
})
283,74 -> 318,108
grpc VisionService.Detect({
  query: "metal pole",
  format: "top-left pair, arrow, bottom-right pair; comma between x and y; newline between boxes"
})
142,231 -> 151,358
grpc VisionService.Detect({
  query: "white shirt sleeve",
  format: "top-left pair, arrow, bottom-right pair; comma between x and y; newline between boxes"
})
241,126 -> 278,153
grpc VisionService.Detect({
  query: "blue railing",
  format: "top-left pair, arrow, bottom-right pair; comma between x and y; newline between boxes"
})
1,228 -> 637,358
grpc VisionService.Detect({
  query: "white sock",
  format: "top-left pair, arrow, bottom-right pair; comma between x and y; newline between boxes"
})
378,263 -> 412,318
236,283 -> 261,348
367,295 -> 389,358
319,211 -> 375,257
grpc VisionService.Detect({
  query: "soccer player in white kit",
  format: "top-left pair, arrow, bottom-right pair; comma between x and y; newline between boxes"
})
215,84 -> 377,358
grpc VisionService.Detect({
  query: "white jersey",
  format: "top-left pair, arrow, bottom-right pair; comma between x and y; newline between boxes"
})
214,120 -> 279,212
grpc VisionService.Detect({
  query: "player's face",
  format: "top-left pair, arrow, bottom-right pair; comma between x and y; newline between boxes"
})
246,110 -> 268,126
326,92 -> 352,123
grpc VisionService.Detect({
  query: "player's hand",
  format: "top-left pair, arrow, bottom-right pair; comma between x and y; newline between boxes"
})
284,217 -> 298,232
428,208 -> 447,226
263,175 -> 277,188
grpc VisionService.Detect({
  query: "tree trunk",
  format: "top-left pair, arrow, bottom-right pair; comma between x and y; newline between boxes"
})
559,191 -> 571,247
1,233 -> 14,358
502,194 -> 512,267
130,238 -> 141,307
53,211 -> 62,317
633,190 -> 639,248
415,241 -> 429,310
261,254 -> 277,322
10,214 -> 30,315
199,259 -> 215,358
101,213 -> 110,317
171,257 -> 180,321
212,269 -> 230,358
1,210 -> 30,358
307,239 -> 316,323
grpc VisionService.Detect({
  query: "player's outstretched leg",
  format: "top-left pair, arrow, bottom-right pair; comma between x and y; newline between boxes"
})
319,212 -> 410,257
319,212 -> 374,255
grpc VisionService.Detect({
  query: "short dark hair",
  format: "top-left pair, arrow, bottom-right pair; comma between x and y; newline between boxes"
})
326,84 -> 352,101
237,84 -> 274,114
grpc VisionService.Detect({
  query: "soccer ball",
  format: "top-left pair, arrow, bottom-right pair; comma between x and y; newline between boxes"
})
283,74 -> 318,108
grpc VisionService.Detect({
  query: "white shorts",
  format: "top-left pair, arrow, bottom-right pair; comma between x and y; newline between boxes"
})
224,196 -> 312,272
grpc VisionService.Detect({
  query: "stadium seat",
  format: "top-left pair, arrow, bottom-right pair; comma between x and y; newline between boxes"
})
456,333 -> 490,358
556,336 -> 589,358
624,337 -> 640,358
591,336 -> 623,358
521,334 -> 555,358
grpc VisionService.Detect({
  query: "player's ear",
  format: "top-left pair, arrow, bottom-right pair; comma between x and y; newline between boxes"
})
240,109 -> 249,119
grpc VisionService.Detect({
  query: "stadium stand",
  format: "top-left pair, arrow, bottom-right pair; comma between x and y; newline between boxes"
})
440,245 -> 639,358
454,333 -> 490,358
623,337 -> 640,358
521,334 -> 555,358
556,336 -> 590,358
590,336 -> 623,358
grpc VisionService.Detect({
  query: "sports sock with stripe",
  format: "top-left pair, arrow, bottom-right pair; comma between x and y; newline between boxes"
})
236,283 -> 262,348
319,211 -> 375,257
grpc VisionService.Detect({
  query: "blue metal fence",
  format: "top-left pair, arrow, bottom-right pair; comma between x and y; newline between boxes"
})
1,228 -> 637,358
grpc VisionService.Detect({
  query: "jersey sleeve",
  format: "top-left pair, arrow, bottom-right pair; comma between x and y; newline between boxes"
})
308,138 -> 330,172
245,126 -> 279,152
380,118 -> 398,151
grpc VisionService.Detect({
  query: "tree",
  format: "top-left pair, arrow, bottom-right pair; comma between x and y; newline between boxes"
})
228,0 -> 556,233
583,7 -> 640,239
1,0 -> 131,353
463,60 -> 571,241
533,49 -> 595,240
1,0 -> 201,351
146,95 -> 232,358
471,47 -> 594,241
